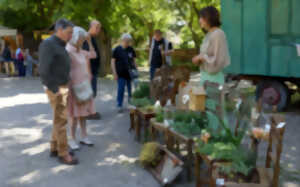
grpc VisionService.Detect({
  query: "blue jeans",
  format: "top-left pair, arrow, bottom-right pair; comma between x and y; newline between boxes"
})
26,61 -> 33,77
150,66 -> 157,81
91,75 -> 98,97
117,78 -> 132,107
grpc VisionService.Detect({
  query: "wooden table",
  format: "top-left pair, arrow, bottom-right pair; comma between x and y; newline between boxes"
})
150,119 -> 200,181
129,107 -> 155,142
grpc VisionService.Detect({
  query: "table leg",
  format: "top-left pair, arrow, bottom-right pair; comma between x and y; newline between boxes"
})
187,140 -> 194,182
195,154 -> 201,187
129,110 -> 135,132
143,119 -> 150,142
135,114 -> 141,142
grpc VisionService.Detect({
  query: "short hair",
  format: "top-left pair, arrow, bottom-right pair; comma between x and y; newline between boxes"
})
154,29 -> 162,35
69,26 -> 88,45
55,18 -> 74,31
121,33 -> 132,41
198,6 -> 221,27
89,20 -> 101,29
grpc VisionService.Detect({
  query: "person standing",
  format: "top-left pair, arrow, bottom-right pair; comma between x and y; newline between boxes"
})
25,49 -> 38,77
111,34 -> 137,113
82,20 -> 102,120
2,42 -> 15,76
192,6 -> 231,86
16,48 -> 26,77
39,18 -> 78,165
66,26 -> 97,150
149,30 -> 174,80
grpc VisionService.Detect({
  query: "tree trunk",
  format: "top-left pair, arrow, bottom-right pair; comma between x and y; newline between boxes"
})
98,29 -> 112,77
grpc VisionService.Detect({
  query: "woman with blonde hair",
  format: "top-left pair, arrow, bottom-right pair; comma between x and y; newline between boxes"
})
66,26 -> 96,150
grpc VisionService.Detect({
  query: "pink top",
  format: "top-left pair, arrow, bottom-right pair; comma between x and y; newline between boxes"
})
66,43 -> 97,118
66,44 -> 97,84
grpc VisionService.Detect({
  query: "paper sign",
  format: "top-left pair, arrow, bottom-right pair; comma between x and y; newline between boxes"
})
265,124 -> 271,132
154,100 -> 161,108
251,108 -> 260,120
277,122 -> 286,129
296,44 -> 300,57
235,98 -> 242,109
216,178 -> 225,185
182,95 -> 190,104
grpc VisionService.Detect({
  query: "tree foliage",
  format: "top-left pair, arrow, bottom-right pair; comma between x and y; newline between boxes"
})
0,0 -> 220,74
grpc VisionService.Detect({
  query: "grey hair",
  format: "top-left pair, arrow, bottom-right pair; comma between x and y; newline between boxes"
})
89,20 -> 101,29
69,26 -> 88,45
55,18 -> 74,31
121,33 -> 132,41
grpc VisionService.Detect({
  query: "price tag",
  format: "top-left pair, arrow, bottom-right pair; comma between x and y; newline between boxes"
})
182,95 -> 190,104
277,122 -> 286,129
251,108 -> 260,120
216,178 -> 225,185
235,98 -> 242,109
296,44 -> 300,57
265,124 -> 271,132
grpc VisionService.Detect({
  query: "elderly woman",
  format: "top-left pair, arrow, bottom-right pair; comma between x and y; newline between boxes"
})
192,6 -> 231,85
111,34 -> 137,113
66,26 -> 97,150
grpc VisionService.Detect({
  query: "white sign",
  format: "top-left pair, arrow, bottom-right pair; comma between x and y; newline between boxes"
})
296,44 -> 300,57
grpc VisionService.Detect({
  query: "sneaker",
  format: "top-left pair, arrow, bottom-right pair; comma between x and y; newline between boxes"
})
69,140 -> 80,151
80,137 -> 94,147
117,106 -> 123,113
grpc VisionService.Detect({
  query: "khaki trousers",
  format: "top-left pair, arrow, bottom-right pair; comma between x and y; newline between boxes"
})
45,87 -> 69,157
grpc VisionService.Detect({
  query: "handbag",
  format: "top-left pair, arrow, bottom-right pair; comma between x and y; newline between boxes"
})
72,80 -> 93,103
129,67 -> 139,79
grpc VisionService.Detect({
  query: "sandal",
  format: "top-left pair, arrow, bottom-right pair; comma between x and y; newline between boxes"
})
58,155 -> 79,165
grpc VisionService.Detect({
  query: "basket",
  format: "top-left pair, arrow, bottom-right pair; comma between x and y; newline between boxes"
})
189,86 -> 206,112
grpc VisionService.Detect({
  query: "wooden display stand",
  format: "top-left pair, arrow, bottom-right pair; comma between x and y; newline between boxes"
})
150,119 -> 199,182
129,107 -> 155,142
147,145 -> 184,185
194,114 -> 286,187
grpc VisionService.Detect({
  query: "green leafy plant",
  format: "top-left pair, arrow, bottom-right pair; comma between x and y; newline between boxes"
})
155,109 -> 164,123
131,97 -> 154,108
170,111 -> 208,137
132,83 -> 150,99
198,141 -> 256,176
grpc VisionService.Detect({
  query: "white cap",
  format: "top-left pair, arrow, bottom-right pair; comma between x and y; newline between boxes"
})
121,33 -> 132,41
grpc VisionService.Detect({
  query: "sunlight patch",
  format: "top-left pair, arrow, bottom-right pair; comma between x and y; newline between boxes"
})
10,170 -> 40,184
105,143 -> 122,153
51,165 -> 73,174
97,154 -> 137,167
0,93 -> 48,109
0,128 -> 42,144
21,143 -> 49,156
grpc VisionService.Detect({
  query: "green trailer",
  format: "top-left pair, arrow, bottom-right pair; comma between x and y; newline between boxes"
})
221,0 -> 300,110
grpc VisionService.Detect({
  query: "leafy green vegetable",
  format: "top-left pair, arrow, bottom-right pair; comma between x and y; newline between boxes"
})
131,98 -> 154,108
132,83 -> 150,99
198,141 -> 256,176
155,109 -> 164,123
170,111 -> 208,137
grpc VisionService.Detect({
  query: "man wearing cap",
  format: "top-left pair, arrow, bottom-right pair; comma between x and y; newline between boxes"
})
111,33 -> 137,113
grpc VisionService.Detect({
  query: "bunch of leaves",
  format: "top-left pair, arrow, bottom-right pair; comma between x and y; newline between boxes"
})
155,108 -> 164,123
132,82 -> 150,99
173,111 -> 208,128
131,97 -> 154,108
139,142 -> 162,168
170,111 -> 208,137
198,141 -> 256,176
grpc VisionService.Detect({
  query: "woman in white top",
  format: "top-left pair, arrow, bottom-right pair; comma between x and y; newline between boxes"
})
192,6 -> 231,85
